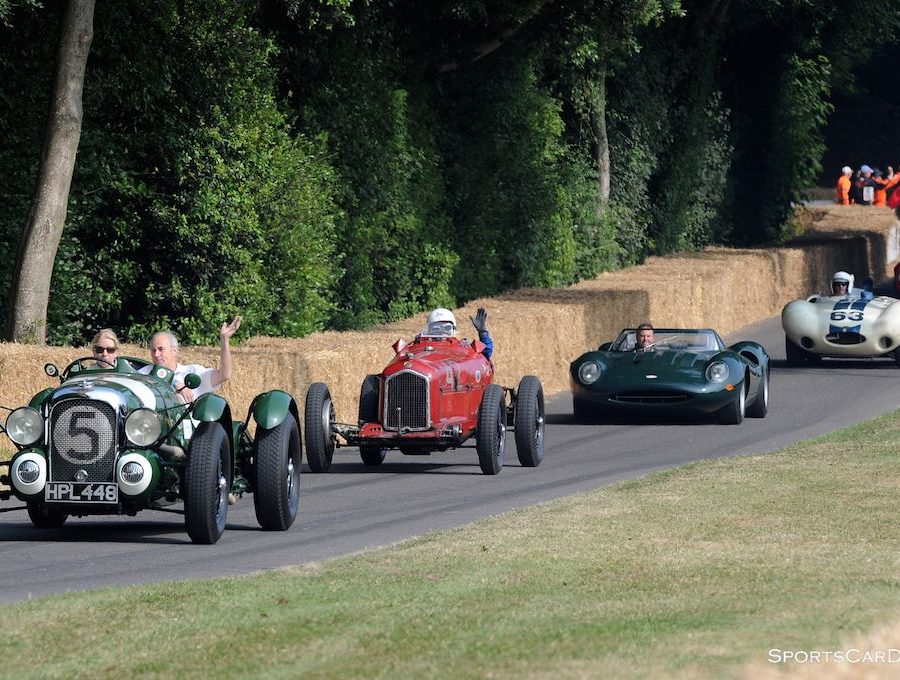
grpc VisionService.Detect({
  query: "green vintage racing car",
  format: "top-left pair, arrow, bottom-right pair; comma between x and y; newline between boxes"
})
570,328 -> 770,424
0,355 -> 302,544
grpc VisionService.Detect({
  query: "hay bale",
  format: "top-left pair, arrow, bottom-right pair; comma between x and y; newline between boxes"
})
1,205 -> 896,455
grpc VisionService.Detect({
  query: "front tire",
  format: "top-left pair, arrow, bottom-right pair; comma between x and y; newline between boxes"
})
358,374 -> 386,466
746,368 -> 769,418
718,383 -> 747,425
573,395 -> 597,424
254,415 -> 302,531
476,384 -> 507,475
514,376 -> 544,467
27,504 -> 67,529
185,422 -> 230,544
304,382 -> 335,473
785,336 -> 807,366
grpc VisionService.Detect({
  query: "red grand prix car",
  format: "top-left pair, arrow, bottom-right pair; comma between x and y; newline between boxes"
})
303,332 -> 545,475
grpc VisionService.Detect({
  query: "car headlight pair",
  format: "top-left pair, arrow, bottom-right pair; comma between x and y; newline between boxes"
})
578,362 -> 602,385
125,409 -> 163,446
705,361 -> 729,383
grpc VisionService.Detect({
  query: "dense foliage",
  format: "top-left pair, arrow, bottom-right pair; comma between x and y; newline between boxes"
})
0,0 -> 898,344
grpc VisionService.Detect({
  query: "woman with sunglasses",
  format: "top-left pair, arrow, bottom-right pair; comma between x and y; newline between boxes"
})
91,328 -> 122,368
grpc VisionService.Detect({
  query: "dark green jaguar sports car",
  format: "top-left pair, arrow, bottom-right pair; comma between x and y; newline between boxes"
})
570,328 -> 770,424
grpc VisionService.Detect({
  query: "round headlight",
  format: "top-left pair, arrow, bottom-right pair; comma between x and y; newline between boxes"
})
125,409 -> 162,446
16,459 -> 40,484
5,407 -> 43,446
706,361 -> 729,383
10,452 -> 46,495
117,453 -> 153,495
121,461 -> 144,484
578,362 -> 601,384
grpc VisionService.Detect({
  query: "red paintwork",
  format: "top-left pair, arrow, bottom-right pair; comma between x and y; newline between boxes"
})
352,335 -> 494,448
895,261 -> 900,292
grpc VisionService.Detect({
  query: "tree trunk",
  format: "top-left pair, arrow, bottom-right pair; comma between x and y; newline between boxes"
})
589,63 -> 611,213
6,0 -> 94,343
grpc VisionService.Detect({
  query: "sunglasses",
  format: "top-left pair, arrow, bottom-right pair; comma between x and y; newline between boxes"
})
93,345 -> 117,354
834,282 -> 849,287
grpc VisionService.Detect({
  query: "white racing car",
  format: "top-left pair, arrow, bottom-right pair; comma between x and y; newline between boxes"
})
782,271 -> 900,365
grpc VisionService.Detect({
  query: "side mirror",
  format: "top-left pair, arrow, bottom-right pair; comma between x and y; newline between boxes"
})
598,342 -> 613,351
45,363 -> 59,377
184,373 -> 202,390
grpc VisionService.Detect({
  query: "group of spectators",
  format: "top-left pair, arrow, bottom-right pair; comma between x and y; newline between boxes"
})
835,164 -> 900,207
89,317 -> 242,402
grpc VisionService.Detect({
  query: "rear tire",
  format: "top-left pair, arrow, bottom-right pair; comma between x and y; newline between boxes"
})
27,504 -> 67,529
358,375 -> 386,466
476,384 -> 506,475
514,376 -> 544,467
254,415 -> 302,531
304,382 -> 335,473
185,422 -> 230,544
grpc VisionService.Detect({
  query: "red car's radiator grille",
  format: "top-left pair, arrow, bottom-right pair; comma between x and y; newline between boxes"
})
48,399 -> 117,482
611,391 -> 691,404
384,371 -> 429,431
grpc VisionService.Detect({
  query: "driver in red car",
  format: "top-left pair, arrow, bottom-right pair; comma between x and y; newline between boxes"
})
423,307 -> 494,359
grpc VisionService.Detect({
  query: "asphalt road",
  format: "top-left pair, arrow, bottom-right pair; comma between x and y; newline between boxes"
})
3,314 -> 900,604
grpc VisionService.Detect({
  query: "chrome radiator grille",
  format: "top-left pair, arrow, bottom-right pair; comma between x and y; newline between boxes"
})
384,371 -> 429,431
49,399 -> 117,482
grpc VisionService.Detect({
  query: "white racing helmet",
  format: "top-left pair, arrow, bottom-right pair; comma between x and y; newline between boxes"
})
831,270 -> 853,294
424,308 -> 456,337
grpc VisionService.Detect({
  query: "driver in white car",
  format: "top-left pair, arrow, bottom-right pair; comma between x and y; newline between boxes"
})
830,271 -> 853,296
829,270 -> 875,300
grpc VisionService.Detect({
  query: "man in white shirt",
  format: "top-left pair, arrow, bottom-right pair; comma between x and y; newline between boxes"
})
140,316 -> 241,401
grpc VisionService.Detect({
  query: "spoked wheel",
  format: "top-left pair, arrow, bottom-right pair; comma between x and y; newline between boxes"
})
27,504 -> 67,529
185,422 -> 231,544
746,368 -> 769,418
476,384 -> 507,475
254,415 -> 302,531
358,374 -> 386,466
514,376 -> 545,467
718,382 -> 747,425
304,382 -> 335,473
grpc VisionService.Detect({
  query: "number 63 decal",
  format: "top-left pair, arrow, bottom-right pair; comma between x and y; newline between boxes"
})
831,310 -> 864,321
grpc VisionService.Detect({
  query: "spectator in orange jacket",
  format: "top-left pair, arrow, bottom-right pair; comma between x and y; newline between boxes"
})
835,165 -> 853,205
885,171 -> 900,208
874,169 -> 888,206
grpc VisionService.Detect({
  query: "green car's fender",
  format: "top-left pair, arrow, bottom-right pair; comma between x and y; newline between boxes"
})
28,388 -> 54,410
252,389 -> 299,431
192,393 -> 229,423
191,393 -> 234,452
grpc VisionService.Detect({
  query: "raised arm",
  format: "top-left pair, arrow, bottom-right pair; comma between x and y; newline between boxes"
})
210,316 -> 242,387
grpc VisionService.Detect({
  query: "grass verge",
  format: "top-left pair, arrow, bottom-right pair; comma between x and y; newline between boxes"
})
4,412 -> 900,679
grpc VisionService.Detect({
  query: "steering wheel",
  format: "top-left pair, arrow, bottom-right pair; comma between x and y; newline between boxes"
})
59,356 -> 115,381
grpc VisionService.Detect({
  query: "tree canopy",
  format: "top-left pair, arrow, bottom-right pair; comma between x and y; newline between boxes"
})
1,0 -> 898,345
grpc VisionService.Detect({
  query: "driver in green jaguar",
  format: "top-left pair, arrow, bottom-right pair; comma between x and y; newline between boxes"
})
634,323 -> 655,351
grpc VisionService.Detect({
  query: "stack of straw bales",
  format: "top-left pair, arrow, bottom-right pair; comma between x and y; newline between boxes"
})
0,205 -> 896,445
